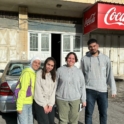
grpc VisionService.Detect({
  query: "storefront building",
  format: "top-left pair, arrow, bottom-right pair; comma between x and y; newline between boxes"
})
0,0 -> 89,69
0,0 -> 124,78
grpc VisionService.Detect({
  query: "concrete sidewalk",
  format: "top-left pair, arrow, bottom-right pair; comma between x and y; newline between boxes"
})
0,97 -> 123,124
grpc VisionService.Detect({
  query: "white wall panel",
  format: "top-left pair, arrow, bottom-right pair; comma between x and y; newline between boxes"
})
0,29 -> 19,69
0,47 -> 8,62
82,34 -> 89,56
110,35 -> 118,75
90,34 -> 97,39
0,29 -> 8,45
119,36 -> 124,75
97,35 -> 104,53
104,35 -> 111,57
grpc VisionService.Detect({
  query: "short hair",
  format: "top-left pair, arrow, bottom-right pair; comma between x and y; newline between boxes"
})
65,52 -> 78,62
87,38 -> 98,46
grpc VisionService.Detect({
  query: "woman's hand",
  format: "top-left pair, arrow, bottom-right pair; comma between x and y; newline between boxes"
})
17,110 -> 22,114
44,105 -> 49,114
82,102 -> 86,107
48,106 -> 53,112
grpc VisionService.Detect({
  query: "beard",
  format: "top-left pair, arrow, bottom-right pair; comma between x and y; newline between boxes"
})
90,50 -> 98,55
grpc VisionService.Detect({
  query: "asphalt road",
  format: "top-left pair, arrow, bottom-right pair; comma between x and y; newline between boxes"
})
0,81 -> 124,124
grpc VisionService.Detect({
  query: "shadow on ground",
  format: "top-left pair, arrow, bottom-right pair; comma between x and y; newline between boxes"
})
0,112 -> 17,124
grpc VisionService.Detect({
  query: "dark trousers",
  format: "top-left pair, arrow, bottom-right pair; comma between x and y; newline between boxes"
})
85,89 -> 108,124
34,100 -> 55,124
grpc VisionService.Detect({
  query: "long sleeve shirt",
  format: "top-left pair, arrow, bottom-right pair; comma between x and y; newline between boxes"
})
16,68 -> 36,111
34,69 -> 57,107
81,51 -> 117,94
56,65 -> 86,102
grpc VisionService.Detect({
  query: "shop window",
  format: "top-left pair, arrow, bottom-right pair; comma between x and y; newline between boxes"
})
41,34 -> 49,51
73,36 -> 80,52
63,35 -> 70,52
30,33 -> 38,51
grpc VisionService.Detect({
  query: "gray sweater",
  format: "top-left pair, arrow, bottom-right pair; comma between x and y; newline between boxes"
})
56,65 -> 86,102
81,52 -> 117,94
34,69 -> 57,107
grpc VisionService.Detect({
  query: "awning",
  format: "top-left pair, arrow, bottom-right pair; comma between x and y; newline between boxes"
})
83,2 -> 124,34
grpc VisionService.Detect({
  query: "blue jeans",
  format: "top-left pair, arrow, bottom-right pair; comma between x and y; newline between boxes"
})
17,104 -> 33,124
85,89 -> 108,124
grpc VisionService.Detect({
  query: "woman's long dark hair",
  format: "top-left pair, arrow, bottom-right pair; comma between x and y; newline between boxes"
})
42,57 -> 56,82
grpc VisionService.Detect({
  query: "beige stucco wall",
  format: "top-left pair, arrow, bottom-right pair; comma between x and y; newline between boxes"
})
0,0 -> 124,70
0,29 -> 20,69
0,6 -> 28,70
19,7 -> 28,60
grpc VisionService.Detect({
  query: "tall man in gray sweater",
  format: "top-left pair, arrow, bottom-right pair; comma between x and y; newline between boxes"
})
81,39 -> 117,124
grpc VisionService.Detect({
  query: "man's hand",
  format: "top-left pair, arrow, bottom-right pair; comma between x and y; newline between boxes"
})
48,106 -> 53,112
112,94 -> 116,98
17,110 -> 22,114
82,102 -> 86,107
44,105 -> 49,114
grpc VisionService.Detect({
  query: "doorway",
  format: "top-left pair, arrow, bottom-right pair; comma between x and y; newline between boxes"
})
51,34 -> 61,69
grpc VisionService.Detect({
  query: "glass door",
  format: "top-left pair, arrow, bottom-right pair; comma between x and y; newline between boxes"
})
61,34 -> 82,68
28,32 -> 51,61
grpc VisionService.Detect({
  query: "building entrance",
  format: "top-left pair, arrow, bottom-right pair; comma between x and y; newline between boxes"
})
51,34 -> 61,69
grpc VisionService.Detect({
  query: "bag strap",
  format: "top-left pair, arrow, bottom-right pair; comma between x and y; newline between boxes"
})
15,80 -> 20,87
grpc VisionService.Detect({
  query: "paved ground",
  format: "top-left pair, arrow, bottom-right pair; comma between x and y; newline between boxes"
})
0,81 -> 124,124
53,100 -> 124,124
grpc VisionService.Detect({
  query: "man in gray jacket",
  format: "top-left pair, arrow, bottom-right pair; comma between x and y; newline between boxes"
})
81,38 -> 116,124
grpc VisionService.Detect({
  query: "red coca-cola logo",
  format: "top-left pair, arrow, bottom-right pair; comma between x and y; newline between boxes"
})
104,7 -> 124,25
84,13 -> 96,27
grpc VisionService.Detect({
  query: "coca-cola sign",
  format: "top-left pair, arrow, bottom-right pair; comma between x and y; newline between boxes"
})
84,13 -> 96,27
83,2 -> 124,34
83,3 -> 98,34
98,3 -> 124,30
104,7 -> 124,26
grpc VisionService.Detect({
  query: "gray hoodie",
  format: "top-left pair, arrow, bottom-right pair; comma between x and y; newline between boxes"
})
56,65 -> 86,102
81,51 -> 116,94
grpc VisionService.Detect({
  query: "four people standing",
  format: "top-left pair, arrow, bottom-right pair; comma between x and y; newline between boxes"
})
81,39 -> 116,124
16,38 -> 117,124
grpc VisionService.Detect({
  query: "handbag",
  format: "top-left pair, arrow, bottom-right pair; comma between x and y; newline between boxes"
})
14,79 -> 32,99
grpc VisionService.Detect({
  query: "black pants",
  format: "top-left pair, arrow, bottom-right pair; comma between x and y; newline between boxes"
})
34,100 -> 55,124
